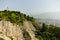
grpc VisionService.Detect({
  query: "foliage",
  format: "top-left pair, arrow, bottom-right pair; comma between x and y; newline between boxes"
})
0,10 -> 35,25
35,24 -> 60,40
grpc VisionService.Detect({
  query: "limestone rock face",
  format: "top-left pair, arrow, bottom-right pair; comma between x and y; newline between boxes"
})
23,21 -> 37,40
0,21 -> 37,40
0,34 -> 11,40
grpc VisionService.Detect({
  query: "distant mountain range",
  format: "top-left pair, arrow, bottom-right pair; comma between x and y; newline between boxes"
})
35,12 -> 60,26
36,18 -> 60,26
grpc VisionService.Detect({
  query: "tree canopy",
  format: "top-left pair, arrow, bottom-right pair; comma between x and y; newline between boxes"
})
0,10 -> 35,25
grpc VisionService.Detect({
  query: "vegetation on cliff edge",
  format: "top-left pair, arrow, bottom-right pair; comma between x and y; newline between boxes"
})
0,10 -> 35,25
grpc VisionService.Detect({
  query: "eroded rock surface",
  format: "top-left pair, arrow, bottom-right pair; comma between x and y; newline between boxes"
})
0,21 -> 37,40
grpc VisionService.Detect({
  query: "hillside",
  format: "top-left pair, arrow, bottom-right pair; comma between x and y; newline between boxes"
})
0,10 -> 39,40
0,10 -> 60,40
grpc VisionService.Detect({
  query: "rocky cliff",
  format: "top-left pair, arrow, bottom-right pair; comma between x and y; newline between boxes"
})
0,21 -> 38,40
0,10 -> 39,40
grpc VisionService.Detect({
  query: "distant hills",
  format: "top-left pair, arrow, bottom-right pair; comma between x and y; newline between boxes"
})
36,18 -> 60,26
34,12 -> 60,19
35,12 -> 60,26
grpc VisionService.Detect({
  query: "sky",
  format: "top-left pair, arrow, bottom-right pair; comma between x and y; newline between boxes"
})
0,0 -> 60,17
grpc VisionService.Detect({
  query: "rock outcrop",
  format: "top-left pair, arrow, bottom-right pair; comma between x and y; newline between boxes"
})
0,21 -> 38,40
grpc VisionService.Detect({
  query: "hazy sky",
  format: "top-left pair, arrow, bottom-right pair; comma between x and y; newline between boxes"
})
0,0 -> 60,15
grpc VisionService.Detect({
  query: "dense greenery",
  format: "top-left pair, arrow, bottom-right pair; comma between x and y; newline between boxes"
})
35,23 -> 60,40
0,10 -> 35,25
